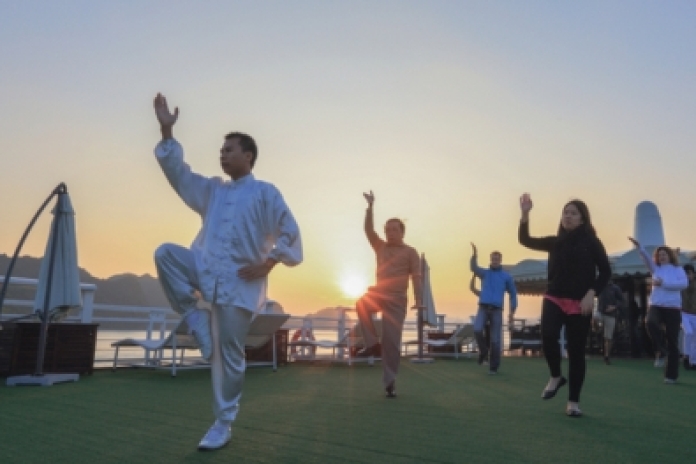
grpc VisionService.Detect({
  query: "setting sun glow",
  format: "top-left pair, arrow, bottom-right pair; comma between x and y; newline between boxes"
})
340,273 -> 368,299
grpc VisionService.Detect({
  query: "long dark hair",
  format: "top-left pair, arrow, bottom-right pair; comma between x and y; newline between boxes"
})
557,199 -> 597,237
653,246 -> 679,266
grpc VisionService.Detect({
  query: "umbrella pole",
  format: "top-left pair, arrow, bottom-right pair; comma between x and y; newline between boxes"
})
416,305 -> 424,359
33,190 -> 64,377
418,253 -> 424,359
411,253 -> 434,363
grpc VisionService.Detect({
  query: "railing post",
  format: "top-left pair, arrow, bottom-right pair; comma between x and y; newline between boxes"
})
337,309 -> 346,359
80,285 -> 96,323
437,314 -> 445,332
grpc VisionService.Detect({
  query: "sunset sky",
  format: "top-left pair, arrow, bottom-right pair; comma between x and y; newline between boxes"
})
2,2 -> 695,321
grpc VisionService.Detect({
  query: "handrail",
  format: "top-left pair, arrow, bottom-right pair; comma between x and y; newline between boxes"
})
0,293 -> 493,368
0,275 -> 97,323
0,275 -> 96,290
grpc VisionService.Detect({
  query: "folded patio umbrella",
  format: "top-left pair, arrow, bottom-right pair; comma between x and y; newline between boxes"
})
410,255 -> 438,363
5,184 -> 84,385
33,192 -> 82,322
421,256 -> 438,327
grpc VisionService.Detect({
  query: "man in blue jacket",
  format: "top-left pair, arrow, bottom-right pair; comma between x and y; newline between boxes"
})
470,243 -> 518,374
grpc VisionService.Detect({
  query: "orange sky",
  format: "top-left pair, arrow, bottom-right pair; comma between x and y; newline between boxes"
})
2,3 -> 696,322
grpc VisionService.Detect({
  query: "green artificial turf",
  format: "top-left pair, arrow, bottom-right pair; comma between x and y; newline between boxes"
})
1,357 -> 694,463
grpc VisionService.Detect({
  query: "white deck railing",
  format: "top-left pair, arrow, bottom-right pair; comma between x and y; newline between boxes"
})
0,276 -> 471,368
0,275 -> 97,322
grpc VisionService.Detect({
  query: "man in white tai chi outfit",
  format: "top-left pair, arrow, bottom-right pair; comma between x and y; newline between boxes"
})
152,93 -> 302,450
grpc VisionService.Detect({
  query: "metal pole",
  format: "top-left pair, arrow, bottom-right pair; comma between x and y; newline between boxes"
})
416,306 -> 424,359
416,254 -> 424,359
34,187 -> 66,376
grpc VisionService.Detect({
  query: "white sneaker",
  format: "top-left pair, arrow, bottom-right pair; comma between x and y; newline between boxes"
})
198,424 -> 232,450
654,357 -> 665,368
187,309 -> 213,360
664,378 -> 677,385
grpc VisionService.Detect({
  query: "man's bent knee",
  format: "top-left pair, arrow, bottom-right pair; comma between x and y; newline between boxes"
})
154,243 -> 176,263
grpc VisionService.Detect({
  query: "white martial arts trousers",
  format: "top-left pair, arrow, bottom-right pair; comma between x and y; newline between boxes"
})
682,313 -> 696,366
155,243 -> 253,422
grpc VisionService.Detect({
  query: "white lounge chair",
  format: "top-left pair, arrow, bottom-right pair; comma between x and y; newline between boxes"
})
403,324 -> 475,359
111,310 -> 208,377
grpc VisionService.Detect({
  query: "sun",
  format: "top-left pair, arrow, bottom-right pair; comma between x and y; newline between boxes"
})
340,273 -> 368,299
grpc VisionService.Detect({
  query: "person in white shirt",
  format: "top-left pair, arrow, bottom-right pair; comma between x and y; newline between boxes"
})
628,238 -> 687,383
152,93 -> 303,450
680,264 -> 696,369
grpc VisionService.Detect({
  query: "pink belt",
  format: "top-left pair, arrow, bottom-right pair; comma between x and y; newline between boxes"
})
544,295 -> 582,315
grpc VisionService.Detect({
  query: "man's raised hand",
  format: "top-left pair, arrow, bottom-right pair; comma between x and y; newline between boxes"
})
154,93 -> 179,128
470,242 -> 477,256
363,190 -> 375,206
519,193 -> 533,213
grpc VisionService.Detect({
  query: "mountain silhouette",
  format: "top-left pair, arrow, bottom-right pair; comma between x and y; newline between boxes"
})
0,253 -> 169,307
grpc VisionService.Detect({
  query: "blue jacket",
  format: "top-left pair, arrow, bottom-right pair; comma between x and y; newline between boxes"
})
470,256 -> 518,313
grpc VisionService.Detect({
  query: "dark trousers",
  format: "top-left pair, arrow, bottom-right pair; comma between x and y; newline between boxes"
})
646,305 -> 681,380
541,299 -> 592,403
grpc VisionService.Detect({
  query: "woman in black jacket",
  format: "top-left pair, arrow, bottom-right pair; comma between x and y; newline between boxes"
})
518,193 -> 611,417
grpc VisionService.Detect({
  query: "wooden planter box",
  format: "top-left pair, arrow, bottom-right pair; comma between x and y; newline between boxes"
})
245,329 -> 289,366
0,322 -> 99,376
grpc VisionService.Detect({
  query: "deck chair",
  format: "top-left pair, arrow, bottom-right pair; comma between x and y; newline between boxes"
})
347,317 -> 384,365
111,310 -> 208,377
245,313 -> 290,371
508,319 -> 542,356
403,324 -> 475,359
288,318 -> 382,366
288,329 -> 350,362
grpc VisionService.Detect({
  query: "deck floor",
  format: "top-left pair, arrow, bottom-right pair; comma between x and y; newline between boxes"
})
2,356 -> 695,463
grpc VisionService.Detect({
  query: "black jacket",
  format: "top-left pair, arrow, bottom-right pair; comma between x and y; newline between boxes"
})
519,221 -> 611,300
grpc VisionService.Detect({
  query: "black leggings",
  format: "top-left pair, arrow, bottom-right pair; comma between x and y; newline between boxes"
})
541,298 -> 592,403
646,305 -> 681,380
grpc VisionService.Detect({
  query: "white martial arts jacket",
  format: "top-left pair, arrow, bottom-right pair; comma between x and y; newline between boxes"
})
155,139 -> 303,312
637,246 -> 687,308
